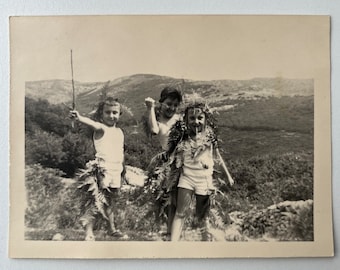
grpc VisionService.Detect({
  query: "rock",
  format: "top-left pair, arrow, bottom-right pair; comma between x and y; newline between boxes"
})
224,225 -> 246,241
122,234 -> 129,240
125,165 -> 147,187
52,233 -> 65,241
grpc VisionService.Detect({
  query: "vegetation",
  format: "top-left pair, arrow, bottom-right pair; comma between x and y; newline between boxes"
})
24,85 -> 314,241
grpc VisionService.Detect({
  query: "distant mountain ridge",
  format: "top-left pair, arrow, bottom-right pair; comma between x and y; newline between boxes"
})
26,74 -> 313,114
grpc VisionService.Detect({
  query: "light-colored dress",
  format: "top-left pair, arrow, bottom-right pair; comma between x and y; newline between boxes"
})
94,125 -> 124,188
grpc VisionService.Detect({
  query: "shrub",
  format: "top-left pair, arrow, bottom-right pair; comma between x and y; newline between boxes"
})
25,132 -> 66,169
220,152 -> 313,211
59,132 -> 95,176
239,200 -> 313,241
289,202 -> 314,241
25,164 -> 65,229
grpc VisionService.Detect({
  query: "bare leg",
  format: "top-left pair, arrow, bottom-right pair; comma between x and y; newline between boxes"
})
106,207 -> 117,233
105,188 -> 122,237
85,221 -> 95,241
166,189 -> 177,237
170,216 -> 184,241
171,188 -> 193,241
196,194 -> 211,241
167,204 -> 176,235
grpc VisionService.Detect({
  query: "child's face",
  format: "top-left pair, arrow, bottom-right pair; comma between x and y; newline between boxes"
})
160,97 -> 179,119
102,104 -> 121,126
186,108 -> 206,135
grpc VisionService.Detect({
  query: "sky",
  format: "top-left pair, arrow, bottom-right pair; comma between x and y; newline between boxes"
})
10,15 -> 329,82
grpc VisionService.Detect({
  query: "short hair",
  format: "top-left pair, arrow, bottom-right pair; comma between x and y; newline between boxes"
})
159,86 -> 182,103
93,97 -> 122,122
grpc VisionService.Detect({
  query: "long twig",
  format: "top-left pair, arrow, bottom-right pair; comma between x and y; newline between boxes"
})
70,50 -> 76,128
71,49 -> 76,110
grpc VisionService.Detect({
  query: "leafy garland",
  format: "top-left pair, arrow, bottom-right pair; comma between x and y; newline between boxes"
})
144,112 -> 230,232
76,159 -> 110,226
141,101 -> 233,237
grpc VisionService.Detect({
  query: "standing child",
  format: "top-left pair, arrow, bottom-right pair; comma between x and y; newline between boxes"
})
144,86 -> 182,239
167,102 -> 234,241
145,86 -> 182,150
70,97 -> 125,241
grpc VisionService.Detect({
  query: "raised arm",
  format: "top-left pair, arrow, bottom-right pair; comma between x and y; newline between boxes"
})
214,147 -> 234,186
69,110 -> 104,131
145,97 -> 159,134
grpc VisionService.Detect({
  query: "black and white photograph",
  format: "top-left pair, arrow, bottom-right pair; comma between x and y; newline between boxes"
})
9,15 -> 332,258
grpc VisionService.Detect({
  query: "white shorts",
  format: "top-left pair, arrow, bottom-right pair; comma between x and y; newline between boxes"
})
177,173 -> 214,196
99,162 -> 123,189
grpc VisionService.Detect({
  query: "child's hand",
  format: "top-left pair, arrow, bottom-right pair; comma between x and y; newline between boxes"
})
69,110 -> 80,120
145,97 -> 155,109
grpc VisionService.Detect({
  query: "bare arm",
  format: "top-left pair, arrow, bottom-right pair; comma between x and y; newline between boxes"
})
145,97 -> 159,134
214,147 -> 235,186
69,110 -> 104,131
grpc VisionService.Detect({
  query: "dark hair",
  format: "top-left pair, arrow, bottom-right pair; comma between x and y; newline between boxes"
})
167,103 -> 218,154
93,97 -> 122,122
184,102 -> 217,134
159,86 -> 182,103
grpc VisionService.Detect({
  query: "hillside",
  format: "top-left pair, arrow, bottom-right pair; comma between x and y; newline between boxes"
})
24,75 -> 314,242
26,74 -> 314,115
26,80 -> 106,105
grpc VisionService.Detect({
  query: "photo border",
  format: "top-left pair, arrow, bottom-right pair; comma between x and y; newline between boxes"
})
9,14 -> 333,259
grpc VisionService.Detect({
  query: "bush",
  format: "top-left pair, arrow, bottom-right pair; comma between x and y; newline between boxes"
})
59,132 -> 95,176
25,164 -> 65,229
124,131 -> 162,170
289,202 -> 313,241
25,164 -> 89,230
25,130 -> 66,169
220,152 -> 313,211
280,174 -> 313,201
239,200 -> 313,241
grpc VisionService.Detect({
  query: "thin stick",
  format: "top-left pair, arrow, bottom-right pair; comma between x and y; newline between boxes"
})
215,148 -> 234,186
71,50 -> 76,110
70,50 -> 76,128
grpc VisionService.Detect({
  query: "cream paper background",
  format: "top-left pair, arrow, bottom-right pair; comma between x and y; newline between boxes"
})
9,15 -> 332,259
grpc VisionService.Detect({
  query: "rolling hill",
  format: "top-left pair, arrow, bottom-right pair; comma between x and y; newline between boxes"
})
26,74 -> 314,115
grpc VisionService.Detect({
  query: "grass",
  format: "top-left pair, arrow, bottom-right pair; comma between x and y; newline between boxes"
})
24,90 -> 314,241
25,228 -> 157,241
218,129 -> 313,161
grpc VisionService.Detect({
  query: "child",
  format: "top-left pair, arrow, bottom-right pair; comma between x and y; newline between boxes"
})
167,102 -> 234,241
144,86 -> 182,239
70,97 -> 124,241
145,86 -> 182,150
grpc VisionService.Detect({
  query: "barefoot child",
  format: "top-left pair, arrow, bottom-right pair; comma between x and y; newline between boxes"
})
144,86 -> 182,239
167,102 -> 235,241
70,97 -> 124,240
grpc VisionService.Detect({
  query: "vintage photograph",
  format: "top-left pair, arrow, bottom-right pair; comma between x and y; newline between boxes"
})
9,15 -> 332,258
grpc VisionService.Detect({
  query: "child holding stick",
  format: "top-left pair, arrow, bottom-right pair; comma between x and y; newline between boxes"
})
70,97 -> 125,241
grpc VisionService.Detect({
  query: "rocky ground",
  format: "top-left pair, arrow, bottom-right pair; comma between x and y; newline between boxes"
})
26,200 -> 313,242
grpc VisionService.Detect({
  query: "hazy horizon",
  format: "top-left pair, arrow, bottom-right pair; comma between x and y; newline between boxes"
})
25,73 -> 315,84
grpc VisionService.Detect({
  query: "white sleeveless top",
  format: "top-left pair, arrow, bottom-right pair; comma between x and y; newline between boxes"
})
181,140 -> 214,177
94,125 -> 124,188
